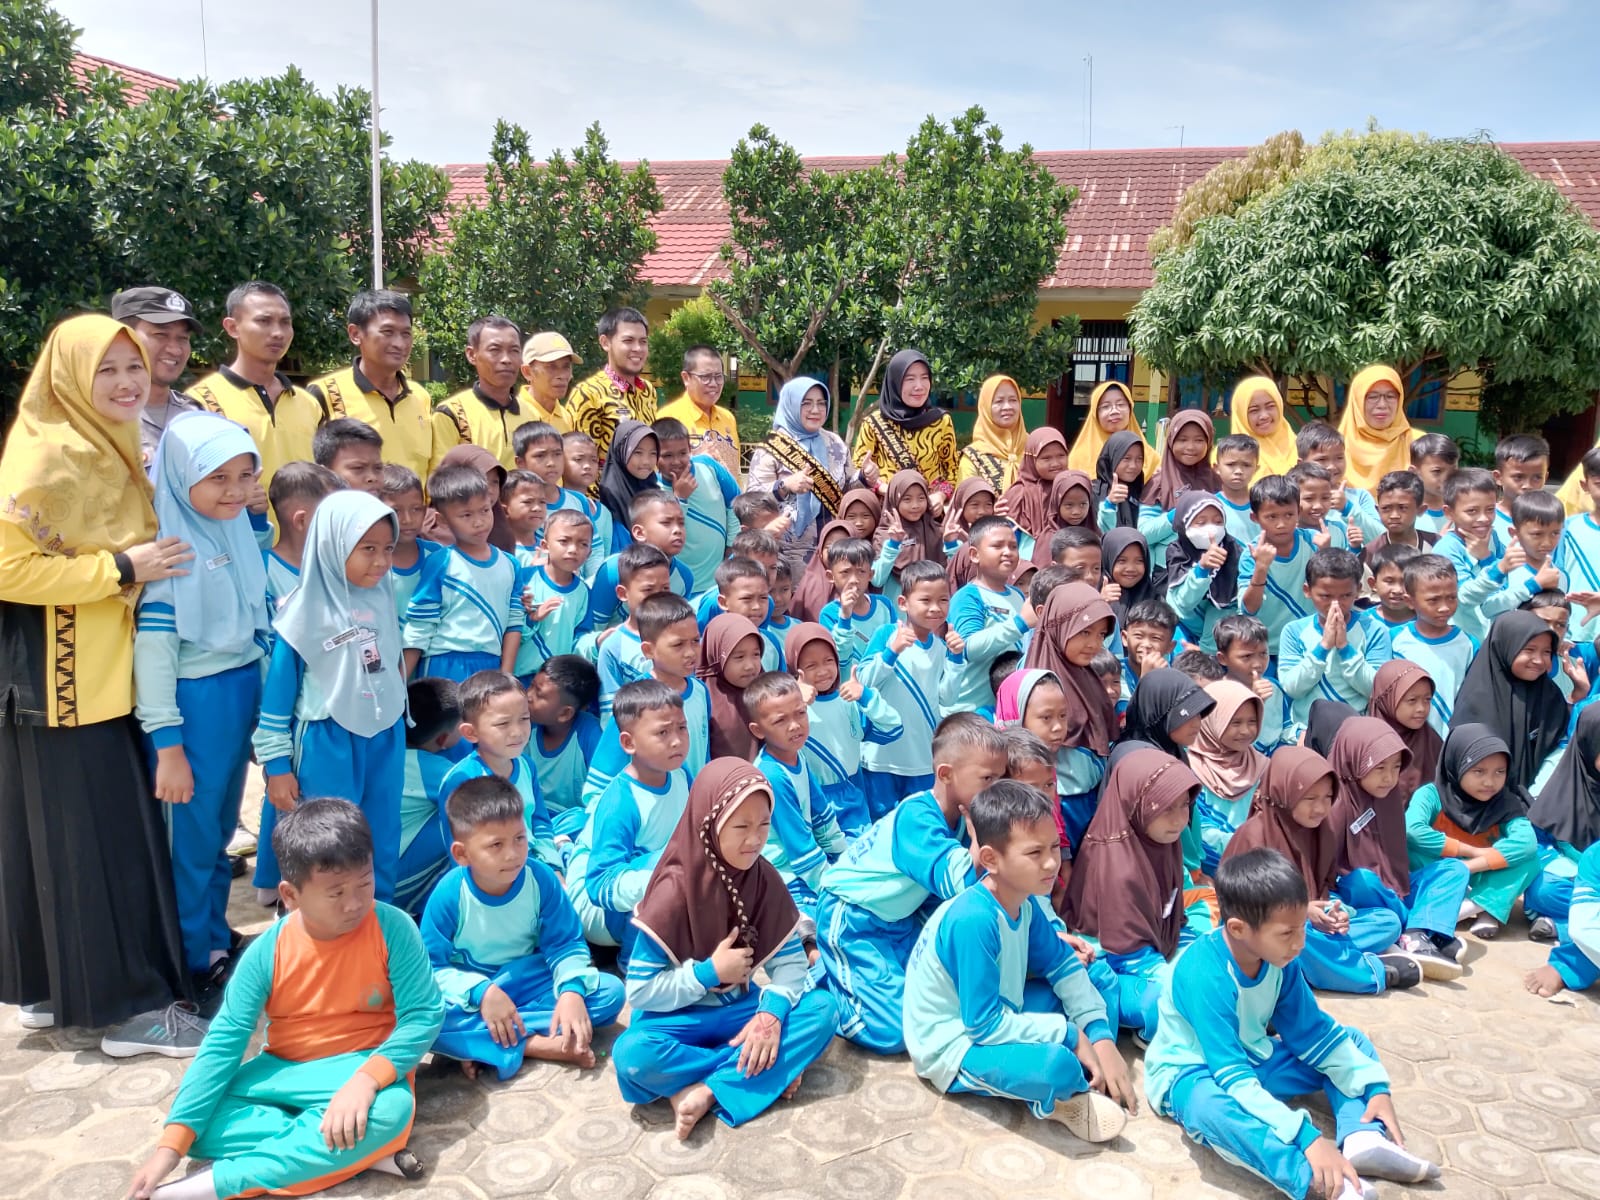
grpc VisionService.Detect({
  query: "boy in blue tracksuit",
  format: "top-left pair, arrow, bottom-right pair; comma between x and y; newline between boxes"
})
1238,475 -> 1318,663
1390,555 -> 1476,737
904,780 -> 1135,1143
586,490 -> 695,629
591,543 -> 674,719
1433,467 -> 1525,642
564,681 -> 691,959
523,655 -> 603,844
817,538 -> 898,670
653,416 -> 740,595
421,776 -> 623,1082
1277,548 -> 1391,735
1526,841 -> 1600,998
857,560 -> 965,817
512,509 -> 593,684
815,715 -> 1009,1053
1146,848 -> 1439,1200
945,516 -> 1032,714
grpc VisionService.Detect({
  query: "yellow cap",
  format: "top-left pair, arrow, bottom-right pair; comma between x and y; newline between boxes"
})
522,331 -> 583,365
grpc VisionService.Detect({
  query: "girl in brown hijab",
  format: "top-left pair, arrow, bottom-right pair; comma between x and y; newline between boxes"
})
789,518 -> 852,623
615,759 -> 839,1137
1065,746 -> 1200,1042
1028,469 -> 1094,569
1143,409 -> 1221,512
873,469 -> 946,602
1365,660 -> 1442,806
943,477 -> 999,591
697,614 -> 768,761
1000,428 -> 1070,539
1224,748 -> 1416,993
1327,716 -> 1470,979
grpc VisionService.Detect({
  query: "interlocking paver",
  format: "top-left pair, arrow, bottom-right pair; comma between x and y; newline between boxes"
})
3,873 -> 1597,1200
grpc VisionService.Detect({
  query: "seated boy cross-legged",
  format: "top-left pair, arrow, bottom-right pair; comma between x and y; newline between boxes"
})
1145,847 -> 1440,1200
422,776 -> 624,1082
127,799 -> 445,1200
904,780 -> 1136,1144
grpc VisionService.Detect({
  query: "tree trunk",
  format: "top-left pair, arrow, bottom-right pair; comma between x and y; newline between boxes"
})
829,356 -> 841,434
843,333 -> 894,453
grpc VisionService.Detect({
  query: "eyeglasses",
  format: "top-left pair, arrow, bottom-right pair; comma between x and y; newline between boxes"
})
691,372 -> 726,385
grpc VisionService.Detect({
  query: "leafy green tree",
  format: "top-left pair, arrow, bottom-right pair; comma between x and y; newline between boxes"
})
418,122 -> 661,383
646,293 -> 737,401
0,0 -> 450,418
1131,130 -> 1600,431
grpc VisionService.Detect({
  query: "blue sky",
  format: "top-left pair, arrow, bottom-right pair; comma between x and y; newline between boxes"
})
54,0 -> 1598,164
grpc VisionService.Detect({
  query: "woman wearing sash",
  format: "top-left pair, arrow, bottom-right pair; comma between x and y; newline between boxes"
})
851,349 -> 959,510
747,376 -> 872,579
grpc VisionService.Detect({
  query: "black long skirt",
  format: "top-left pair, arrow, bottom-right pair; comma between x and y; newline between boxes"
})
0,716 -> 189,1028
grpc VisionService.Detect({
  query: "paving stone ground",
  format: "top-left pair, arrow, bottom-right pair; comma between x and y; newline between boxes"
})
5,873 -> 1599,1200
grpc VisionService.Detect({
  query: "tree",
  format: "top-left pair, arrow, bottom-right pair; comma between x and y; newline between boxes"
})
418,122 -> 662,383
0,0 -> 451,418
1131,129 -> 1600,431
646,293 -> 737,401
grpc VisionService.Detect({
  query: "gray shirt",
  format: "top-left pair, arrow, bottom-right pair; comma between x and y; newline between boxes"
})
139,387 -> 203,474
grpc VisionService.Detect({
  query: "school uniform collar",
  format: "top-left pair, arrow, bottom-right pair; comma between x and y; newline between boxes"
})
218,362 -> 297,409
472,381 -> 520,415
351,357 -> 412,401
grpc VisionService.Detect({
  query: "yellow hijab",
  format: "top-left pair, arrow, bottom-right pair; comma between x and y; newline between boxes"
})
1229,376 -> 1297,483
1068,380 -> 1158,479
1338,365 -> 1417,494
0,315 -> 158,563
964,374 -> 1029,489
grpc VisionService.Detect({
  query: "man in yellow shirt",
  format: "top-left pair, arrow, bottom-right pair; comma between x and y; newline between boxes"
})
191,282 -> 322,498
658,343 -> 741,478
429,315 -> 527,473
565,306 -> 657,467
305,291 -> 432,484
517,331 -> 582,435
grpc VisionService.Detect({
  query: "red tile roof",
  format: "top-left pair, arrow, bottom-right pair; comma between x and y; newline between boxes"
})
69,52 -> 179,106
445,141 -> 1600,293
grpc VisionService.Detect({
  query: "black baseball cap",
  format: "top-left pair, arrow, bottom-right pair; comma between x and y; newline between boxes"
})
111,286 -> 201,331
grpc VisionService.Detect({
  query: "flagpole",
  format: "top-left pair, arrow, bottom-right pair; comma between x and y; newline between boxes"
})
369,0 -> 384,289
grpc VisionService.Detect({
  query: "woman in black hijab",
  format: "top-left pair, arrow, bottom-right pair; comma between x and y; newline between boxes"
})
851,348 -> 959,502
1449,610 -> 1566,801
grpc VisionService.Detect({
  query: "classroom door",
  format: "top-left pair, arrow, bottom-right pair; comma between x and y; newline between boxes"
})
1046,320 -> 1133,437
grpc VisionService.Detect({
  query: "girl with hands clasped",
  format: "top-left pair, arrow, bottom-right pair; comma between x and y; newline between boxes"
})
613,760 -> 839,1140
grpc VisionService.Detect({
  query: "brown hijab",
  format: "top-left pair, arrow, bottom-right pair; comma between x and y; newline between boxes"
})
1028,469 -> 1093,569
791,518 -> 851,622
1366,660 -> 1442,805
783,621 -> 840,693
696,613 -> 764,762
1327,716 -> 1413,895
439,443 -> 515,552
945,477 -> 999,591
1224,747 -> 1339,901
1023,582 -> 1117,756
1143,409 -> 1221,511
1187,680 -> 1268,800
1001,428 -> 1069,539
631,759 -> 800,967
875,469 -> 945,572
837,487 -> 883,541
1066,747 -> 1199,957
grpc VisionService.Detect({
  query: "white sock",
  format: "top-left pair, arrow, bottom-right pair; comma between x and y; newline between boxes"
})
256,888 -> 278,907
153,1167 -> 219,1200
1344,1128 -> 1439,1182
368,1154 -> 404,1177
1458,898 -> 1484,921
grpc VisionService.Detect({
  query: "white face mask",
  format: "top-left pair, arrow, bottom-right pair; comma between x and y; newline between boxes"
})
1188,522 -> 1225,549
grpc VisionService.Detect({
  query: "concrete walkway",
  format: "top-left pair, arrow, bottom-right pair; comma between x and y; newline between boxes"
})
5,877 -> 1599,1200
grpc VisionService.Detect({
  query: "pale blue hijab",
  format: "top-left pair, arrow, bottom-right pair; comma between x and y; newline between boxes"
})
275,490 -> 406,738
144,411 -> 269,653
772,375 -> 831,535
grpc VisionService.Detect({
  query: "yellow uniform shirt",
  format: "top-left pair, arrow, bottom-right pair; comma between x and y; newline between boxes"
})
429,384 -> 530,475
515,384 -> 574,436
566,369 -> 658,463
191,365 -> 323,494
307,361 -> 433,485
657,395 -> 742,477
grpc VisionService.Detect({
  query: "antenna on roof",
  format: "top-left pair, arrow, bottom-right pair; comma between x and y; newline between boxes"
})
198,0 -> 209,78
1166,124 -> 1185,148
1083,54 -> 1093,150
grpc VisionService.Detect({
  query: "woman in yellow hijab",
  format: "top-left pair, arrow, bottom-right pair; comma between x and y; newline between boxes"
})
0,314 -> 195,1038
1067,380 -> 1158,479
1338,365 -> 1418,494
1227,376 -> 1298,482
958,374 -> 1030,490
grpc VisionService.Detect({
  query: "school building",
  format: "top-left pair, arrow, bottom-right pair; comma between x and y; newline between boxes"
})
74,53 -> 1600,473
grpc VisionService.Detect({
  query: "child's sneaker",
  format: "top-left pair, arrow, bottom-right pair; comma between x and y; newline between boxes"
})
1397,932 -> 1463,981
16,1002 -> 53,1030
1528,916 -> 1558,943
99,1001 -> 208,1059
1049,1091 -> 1128,1143
1343,1128 -> 1441,1183
1377,953 -> 1423,990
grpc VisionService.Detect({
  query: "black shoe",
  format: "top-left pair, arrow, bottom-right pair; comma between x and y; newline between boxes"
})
230,855 -> 249,879
228,927 -> 246,953
1398,932 -> 1464,981
1379,953 -> 1423,990
191,959 -> 231,1019
1431,934 -> 1464,962
392,1148 -> 425,1181
1529,916 -> 1558,943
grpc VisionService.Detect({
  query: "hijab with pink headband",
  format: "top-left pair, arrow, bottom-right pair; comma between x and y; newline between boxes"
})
1000,428 -> 1069,540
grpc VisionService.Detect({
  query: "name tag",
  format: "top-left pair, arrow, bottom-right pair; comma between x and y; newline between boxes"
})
1161,888 -> 1180,918
323,627 -> 361,652
205,553 -> 232,571
1350,807 -> 1376,835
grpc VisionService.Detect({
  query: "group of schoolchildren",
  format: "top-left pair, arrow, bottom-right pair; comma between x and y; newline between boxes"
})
124,364 -> 1600,1200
